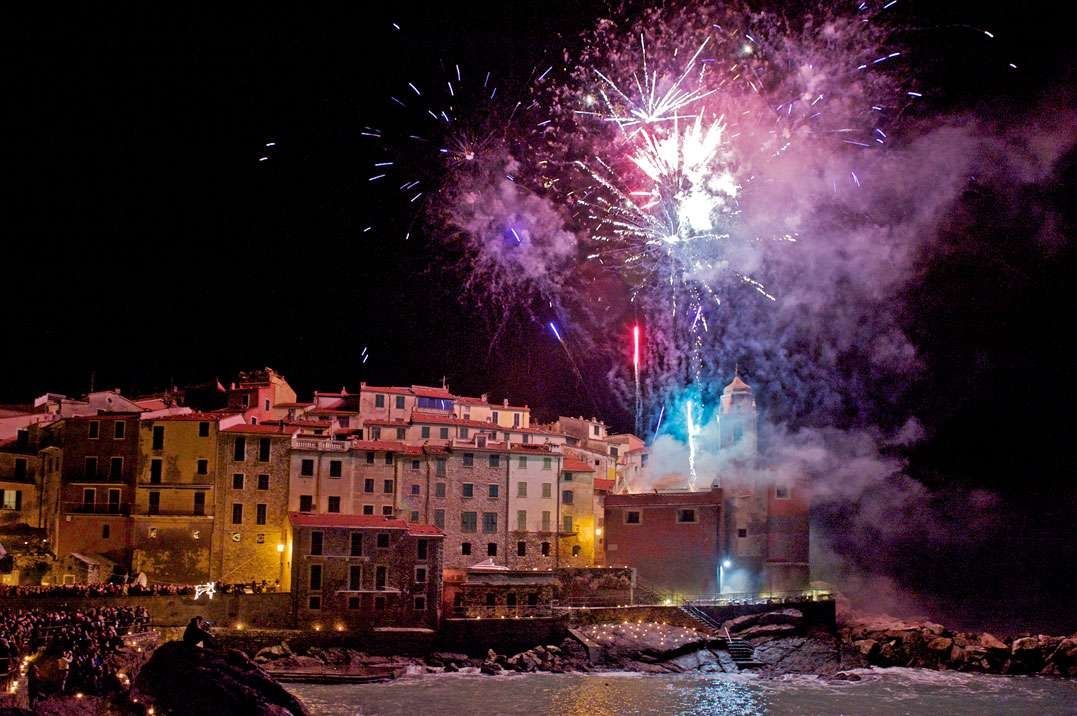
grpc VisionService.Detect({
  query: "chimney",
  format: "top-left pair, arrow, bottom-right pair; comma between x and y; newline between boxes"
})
503,399 -> 509,407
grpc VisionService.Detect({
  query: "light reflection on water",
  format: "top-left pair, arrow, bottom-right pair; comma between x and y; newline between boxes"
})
287,670 -> 1077,716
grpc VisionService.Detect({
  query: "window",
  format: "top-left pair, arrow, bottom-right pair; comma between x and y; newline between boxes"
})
435,458 -> 446,476
88,421 -> 100,439
347,532 -> 363,557
541,511 -> 551,531
487,542 -> 497,556
109,457 -> 123,480
113,421 -> 126,440
375,394 -> 385,408
415,566 -> 428,584
338,416 -> 350,428
486,593 -> 496,607
776,486 -> 791,499
232,473 -> 244,489
488,484 -> 499,498
459,427 -> 469,439
370,427 -> 381,440
413,596 -> 427,611
382,506 -> 394,517
543,457 -> 552,471
196,459 -> 208,475
421,426 -> 430,439
375,565 -> 387,590
513,413 -> 520,427
382,453 -> 393,467
149,491 -> 161,515
13,459 -> 27,481
383,479 -> 394,494
82,488 -> 95,508
461,542 -> 472,555
349,565 -> 362,591
563,515 -> 573,533
397,427 -> 406,440
194,491 -> 206,516
517,541 -> 526,556
257,474 -> 269,490
362,505 -> 374,515
439,427 -> 449,439
571,544 -> 581,557
300,459 -> 314,476
85,456 -> 98,478
482,512 -> 497,533
257,438 -> 270,462
491,411 -> 499,424
327,496 -> 340,513
102,524 -> 110,539
374,596 -> 386,611
563,473 -> 573,482
625,510 -> 642,524
395,395 -> 405,409
375,532 -> 390,549
366,451 -> 375,465
417,539 -> 428,560
522,433 -> 530,444
463,453 -> 474,467
329,460 -> 342,478
562,490 -> 574,505
592,424 -> 599,436
299,495 -> 313,512
677,509 -> 697,523
240,394 -> 251,408
488,454 -> 500,468
737,528 -> 748,538
310,531 -> 324,555
149,459 -> 163,484
348,596 -> 360,610
411,459 -> 420,470
364,478 -> 375,493
309,564 -> 322,590
517,510 -> 527,531
434,509 -> 445,528
151,425 -> 164,450
610,446 -> 619,458
435,482 -> 446,497
541,541 -> 551,556
198,421 -> 210,437
255,533 -> 263,543
231,503 -> 243,524
233,437 -> 246,461
461,512 -> 477,533
542,483 -> 552,499
517,482 -> 527,498
462,483 -> 474,498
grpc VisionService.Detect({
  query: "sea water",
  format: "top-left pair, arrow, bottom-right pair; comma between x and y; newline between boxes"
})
287,668 -> 1077,715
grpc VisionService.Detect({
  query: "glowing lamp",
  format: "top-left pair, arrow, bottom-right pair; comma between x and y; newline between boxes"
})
722,559 -> 732,569
277,543 -> 285,553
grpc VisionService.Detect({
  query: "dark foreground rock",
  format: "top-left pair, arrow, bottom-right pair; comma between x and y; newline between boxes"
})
133,641 -> 310,716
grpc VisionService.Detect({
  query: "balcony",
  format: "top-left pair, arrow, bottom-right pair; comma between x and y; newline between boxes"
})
138,508 -> 212,518
64,502 -> 130,516
292,437 -> 349,452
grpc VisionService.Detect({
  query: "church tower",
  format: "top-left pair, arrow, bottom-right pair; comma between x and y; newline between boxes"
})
718,368 -> 757,456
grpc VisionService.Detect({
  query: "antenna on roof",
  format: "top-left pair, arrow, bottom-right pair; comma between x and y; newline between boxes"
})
89,370 -> 95,394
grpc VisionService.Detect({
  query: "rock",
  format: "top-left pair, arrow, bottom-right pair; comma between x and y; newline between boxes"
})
269,655 -> 324,670
979,633 -> 1008,652
443,662 -> 459,673
830,671 -> 862,681
1009,636 -> 1044,673
757,609 -> 805,628
927,637 -> 953,652
430,651 -> 469,666
948,644 -> 966,666
254,644 -> 292,663
133,641 -> 310,716
486,649 -> 499,662
545,645 -> 562,654
480,661 -> 502,675
738,623 -> 799,640
853,639 -> 878,658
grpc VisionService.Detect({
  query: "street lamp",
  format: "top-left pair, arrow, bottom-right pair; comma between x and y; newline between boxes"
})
719,558 -> 733,594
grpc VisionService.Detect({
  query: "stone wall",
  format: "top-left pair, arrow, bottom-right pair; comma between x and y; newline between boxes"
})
556,566 -> 634,605
438,617 -> 567,656
0,592 -> 292,628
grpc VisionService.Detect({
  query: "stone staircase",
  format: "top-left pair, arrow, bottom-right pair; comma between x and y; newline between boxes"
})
679,602 -> 762,668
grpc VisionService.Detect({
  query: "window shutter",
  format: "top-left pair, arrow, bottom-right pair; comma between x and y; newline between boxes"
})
15,491 -> 22,510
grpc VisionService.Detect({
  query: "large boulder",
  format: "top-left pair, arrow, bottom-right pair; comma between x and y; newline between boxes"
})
134,641 -> 310,716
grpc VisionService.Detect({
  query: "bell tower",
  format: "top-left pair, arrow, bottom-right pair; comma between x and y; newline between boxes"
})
718,367 -> 757,455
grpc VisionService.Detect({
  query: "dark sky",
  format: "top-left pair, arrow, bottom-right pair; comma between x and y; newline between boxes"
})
5,3 -> 1075,629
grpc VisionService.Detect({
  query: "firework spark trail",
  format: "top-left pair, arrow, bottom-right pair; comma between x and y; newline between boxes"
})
633,324 -> 642,436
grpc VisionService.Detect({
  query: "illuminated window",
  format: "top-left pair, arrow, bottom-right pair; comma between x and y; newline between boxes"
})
677,509 -> 697,523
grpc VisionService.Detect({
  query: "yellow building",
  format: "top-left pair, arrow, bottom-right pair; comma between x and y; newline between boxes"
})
131,413 -> 241,583
558,457 -> 598,566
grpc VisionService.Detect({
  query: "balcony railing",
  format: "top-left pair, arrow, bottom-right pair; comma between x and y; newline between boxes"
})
139,508 -> 211,517
64,502 -> 130,516
292,437 -> 349,452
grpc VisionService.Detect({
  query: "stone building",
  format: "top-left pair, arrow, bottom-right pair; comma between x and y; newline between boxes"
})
54,412 -> 141,564
442,562 -> 559,618
0,433 -> 42,528
604,488 -> 725,597
211,423 -> 299,587
288,437 -> 415,518
286,512 -> 444,629
225,367 -> 297,425
557,456 -> 598,568
130,413 -> 243,583
504,446 -> 561,570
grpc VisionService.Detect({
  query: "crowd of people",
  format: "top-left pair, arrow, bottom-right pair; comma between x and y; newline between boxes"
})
0,605 -> 150,702
0,578 -> 281,599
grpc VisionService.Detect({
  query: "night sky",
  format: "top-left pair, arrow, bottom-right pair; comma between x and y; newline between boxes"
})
5,2 -> 1074,630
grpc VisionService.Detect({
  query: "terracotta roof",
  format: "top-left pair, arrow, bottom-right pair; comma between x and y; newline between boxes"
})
562,458 -> 596,472
410,385 -> 454,399
593,478 -> 615,491
221,424 -> 299,436
411,412 -> 498,430
274,402 -> 313,409
423,445 -> 449,455
454,396 -> 487,406
360,385 -> 414,396
307,408 -> 358,416
141,413 -> 221,422
363,418 -> 410,427
288,512 -> 443,536
351,440 -> 422,455
264,419 -> 326,428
